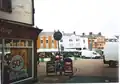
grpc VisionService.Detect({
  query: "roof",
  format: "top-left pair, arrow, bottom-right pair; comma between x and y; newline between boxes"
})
39,32 -> 54,36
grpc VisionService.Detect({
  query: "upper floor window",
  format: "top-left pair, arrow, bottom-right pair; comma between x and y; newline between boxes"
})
105,39 -> 108,42
41,40 -> 43,43
83,40 -> 85,43
69,39 -> 73,42
105,39 -> 118,42
76,39 -> 80,41
46,40 -> 48,43
52,40 -> 54,43
83,47 -> 86,50
0,0 -> 12,13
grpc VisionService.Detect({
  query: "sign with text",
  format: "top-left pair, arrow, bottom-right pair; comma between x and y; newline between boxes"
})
64,58 -> 73,76
46,61 -> 56,75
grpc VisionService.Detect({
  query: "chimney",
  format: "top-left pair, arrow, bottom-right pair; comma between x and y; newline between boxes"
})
82,33 -> 85,36
98,32 -> 102,36
73,31 -> 76,35
89,32 -> 92,35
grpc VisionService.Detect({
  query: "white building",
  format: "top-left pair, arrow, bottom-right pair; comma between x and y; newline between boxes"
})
59,31 -> 89,50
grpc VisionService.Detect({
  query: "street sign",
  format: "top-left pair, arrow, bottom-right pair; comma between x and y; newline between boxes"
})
53,30 -> 62,41
64,58 -> 73,76
46,61 -> 56,76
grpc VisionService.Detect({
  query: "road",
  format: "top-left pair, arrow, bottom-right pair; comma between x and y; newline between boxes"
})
73,59 -> 118,77
67,59 -> 118,83
35,59 -> 118,83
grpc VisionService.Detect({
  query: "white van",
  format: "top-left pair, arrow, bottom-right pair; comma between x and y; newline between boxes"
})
103,36 -> 119,67
81,50 -> 101,59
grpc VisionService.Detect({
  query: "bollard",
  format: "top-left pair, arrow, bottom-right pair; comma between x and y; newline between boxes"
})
3,65 -> 10,84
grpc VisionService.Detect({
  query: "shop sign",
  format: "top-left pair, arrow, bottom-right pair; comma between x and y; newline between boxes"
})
46,61 -> 56,75
0,27 -> 12,35
64,58 -> 73,76
9,55 -> 28,81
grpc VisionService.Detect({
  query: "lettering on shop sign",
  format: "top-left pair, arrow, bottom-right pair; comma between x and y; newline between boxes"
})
0,27 -> 12,34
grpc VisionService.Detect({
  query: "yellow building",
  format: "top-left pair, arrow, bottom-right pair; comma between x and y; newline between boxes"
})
37,32 -> 58,49
95,36 -> 105,49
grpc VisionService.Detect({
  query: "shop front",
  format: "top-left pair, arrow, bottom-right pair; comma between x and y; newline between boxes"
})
0,20 -> 42,84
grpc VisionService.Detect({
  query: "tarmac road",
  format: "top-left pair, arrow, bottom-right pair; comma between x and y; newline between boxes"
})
35,59 -> 118,83
73,59 -> 118,77
67,59 -> 118,83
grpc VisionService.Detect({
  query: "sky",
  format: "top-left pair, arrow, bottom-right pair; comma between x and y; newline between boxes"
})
34,0 -> 120,36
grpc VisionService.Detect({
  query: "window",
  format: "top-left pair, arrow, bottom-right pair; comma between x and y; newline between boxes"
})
41,40 -> 43,43
83,40 -> 85,43
69,39 -> 73,42
0,0 -> 12,13
114,39 -> 118,42
4,39 -> 33,83
105,39 -> 108,42
108,39 -> 113,42
52,40 -> 54,43
83,47 -> 86,50
76,39 -> 79,41
46,40 -> 48,43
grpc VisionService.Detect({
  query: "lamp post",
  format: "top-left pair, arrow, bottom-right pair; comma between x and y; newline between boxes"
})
53,30 -> 63,75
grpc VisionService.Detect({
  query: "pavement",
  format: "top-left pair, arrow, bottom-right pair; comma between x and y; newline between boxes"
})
34,62 -> 70,83
34,59 -> 118,83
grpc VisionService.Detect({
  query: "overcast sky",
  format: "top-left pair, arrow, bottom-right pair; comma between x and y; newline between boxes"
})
34,0 -> 120,36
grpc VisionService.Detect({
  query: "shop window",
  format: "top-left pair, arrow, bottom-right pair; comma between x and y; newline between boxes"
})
4,39 -> 33,83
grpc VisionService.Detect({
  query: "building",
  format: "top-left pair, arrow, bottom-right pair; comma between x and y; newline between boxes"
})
95,36 -> 105,49
88,32 -> 106,50
59,31 -> 89,50
0,20 -> 42,84
0,0 -> 42,84
37,32 -> 58,49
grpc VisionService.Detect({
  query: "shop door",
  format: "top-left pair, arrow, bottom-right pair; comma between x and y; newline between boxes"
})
0,39 -> 11,84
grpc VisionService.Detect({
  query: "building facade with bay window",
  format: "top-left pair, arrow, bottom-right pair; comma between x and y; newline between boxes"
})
0,20 -> 42,84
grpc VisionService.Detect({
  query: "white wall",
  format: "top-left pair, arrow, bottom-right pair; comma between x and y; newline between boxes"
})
0,0 -> 33,25
59,34 -> 89,50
